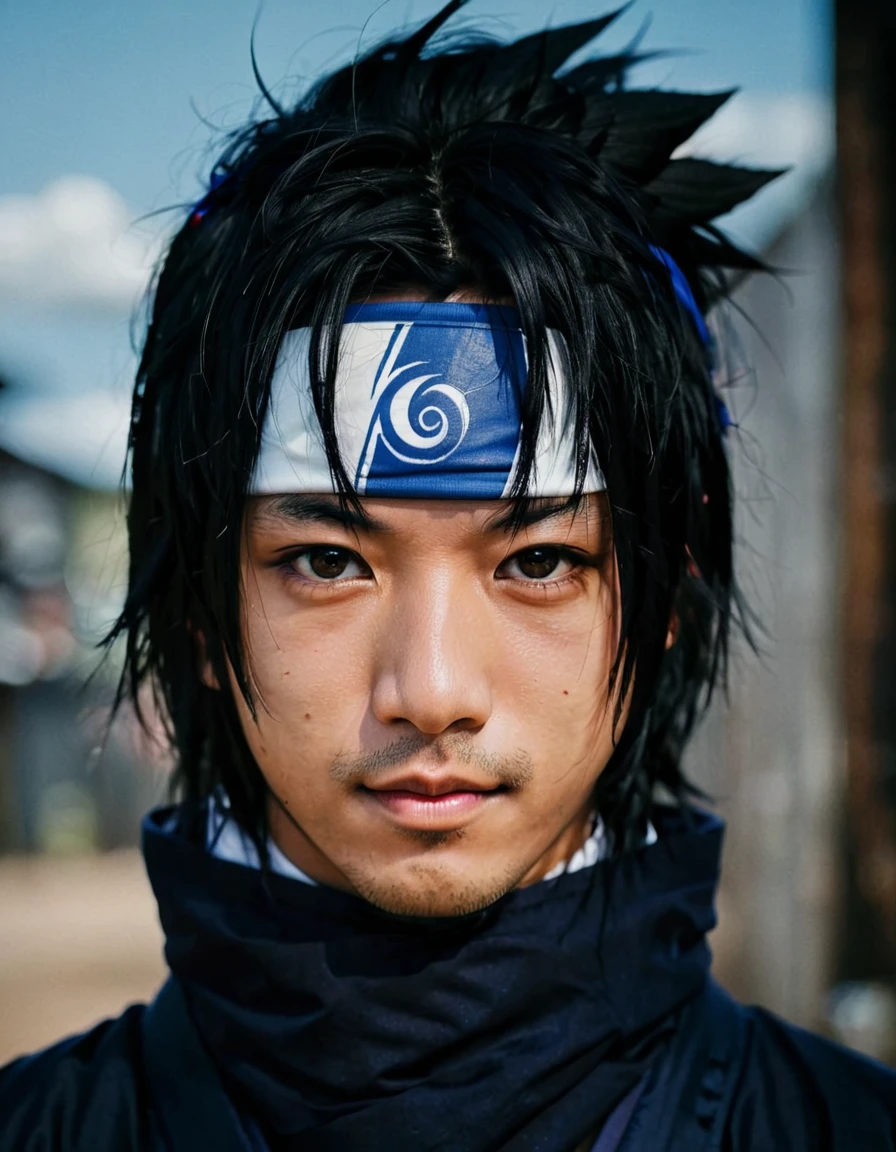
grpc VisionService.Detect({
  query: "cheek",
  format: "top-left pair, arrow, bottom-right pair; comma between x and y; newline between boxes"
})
236,585 -> 373,756
495,599 -> 619,769
500,589 -> 618,699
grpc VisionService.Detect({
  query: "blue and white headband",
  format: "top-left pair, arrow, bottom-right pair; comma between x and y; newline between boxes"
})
252,302 -> 605,499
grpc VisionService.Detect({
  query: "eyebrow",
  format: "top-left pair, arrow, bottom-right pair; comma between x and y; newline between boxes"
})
482,496 -> 592,534
255,493 -> 598,536
259,494 -> 391,534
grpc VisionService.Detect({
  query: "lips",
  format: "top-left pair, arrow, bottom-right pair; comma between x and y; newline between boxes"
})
364,774 -> 503,798
360,774 -> 507,827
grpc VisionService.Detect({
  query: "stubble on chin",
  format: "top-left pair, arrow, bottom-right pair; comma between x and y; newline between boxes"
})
343,846 -> 530,919
394,825 -> 466,848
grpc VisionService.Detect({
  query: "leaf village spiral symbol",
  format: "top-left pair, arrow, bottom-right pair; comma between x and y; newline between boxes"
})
353,324 -> 473,491
376,365 -> 471,464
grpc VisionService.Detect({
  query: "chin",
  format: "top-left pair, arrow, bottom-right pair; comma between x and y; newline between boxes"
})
347,857 -> 522,920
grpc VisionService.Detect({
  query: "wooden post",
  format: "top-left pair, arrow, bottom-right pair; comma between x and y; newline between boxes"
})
836,0 -> 896,978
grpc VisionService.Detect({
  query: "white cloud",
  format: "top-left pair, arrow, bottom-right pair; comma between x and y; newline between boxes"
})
0,176 -> 162,313
674,91 -> 834,172
0,388 -> 131,491
674,92 -> 835,249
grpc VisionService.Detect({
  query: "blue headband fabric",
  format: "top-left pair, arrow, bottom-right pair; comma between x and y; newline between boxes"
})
649,247 -> 731,430
648,246 -> 711,350
253,303 -> 604,499
252,261 -> 717,499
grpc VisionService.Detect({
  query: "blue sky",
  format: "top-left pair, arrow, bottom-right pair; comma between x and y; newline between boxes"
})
2,0 -> 831,201
0,0 -> 833,486
3,0 -> 831,207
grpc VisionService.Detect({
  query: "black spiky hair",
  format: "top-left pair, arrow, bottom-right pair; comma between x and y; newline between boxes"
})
111,1 -> 780,856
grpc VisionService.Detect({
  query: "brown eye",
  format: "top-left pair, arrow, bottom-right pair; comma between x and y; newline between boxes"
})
515,548 -> 562,579
310,548 -> 350,579
498,546 -> 577,583
291,547 -> 368,582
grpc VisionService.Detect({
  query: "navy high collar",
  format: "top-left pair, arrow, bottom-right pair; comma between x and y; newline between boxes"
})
143,804 -> 723,1151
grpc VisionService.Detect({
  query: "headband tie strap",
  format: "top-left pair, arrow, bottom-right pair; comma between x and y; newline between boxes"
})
649,245 -> 711,351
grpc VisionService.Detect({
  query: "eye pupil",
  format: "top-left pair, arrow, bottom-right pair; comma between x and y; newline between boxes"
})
309,548 -> 349,579
518,548 -> 559,579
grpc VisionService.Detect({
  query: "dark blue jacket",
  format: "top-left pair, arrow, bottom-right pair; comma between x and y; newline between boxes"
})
2,978 -> 895,1150
2,805 -> 894,1150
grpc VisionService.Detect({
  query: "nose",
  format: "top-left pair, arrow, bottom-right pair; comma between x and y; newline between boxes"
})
371,567 -> 493,735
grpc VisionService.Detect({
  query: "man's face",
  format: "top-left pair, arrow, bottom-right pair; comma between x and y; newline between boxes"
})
230,493 -> 624,917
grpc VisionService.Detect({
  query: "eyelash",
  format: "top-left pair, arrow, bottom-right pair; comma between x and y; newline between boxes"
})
278,544 -> 596,590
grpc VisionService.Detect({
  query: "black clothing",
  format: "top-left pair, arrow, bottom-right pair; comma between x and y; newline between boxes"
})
1,805 -> 894,1150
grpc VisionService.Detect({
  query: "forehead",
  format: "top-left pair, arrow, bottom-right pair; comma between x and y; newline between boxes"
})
248,493 -> 610,540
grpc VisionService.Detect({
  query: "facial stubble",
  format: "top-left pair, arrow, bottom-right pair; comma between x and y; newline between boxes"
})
327,734 -> 539,915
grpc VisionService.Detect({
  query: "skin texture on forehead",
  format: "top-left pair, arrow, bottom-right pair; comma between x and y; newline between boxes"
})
222,490 -> 629,918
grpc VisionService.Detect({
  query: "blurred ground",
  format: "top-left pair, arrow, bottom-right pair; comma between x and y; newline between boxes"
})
0,850 -> 165,1064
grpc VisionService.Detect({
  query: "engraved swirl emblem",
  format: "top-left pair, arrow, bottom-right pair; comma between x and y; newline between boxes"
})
374,361 -> 470,464
354,324 -> 473,490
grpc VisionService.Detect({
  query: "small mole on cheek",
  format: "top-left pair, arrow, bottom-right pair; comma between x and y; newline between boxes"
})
283,671 -> 290,676
304,713 -> 311,720
562,690 -> 569,696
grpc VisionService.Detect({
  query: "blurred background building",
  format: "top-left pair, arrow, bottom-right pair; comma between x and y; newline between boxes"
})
2,0 -> 894,1068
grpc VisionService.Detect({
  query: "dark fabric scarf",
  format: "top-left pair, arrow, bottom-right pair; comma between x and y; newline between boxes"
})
142,805 -> 723,1152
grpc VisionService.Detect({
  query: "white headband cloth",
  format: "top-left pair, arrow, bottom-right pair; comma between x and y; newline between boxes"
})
252,302 -> 605,499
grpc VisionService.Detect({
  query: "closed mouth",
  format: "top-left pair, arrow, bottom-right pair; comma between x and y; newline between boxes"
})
362,775 -> 508,798
359,778 -> 510,825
